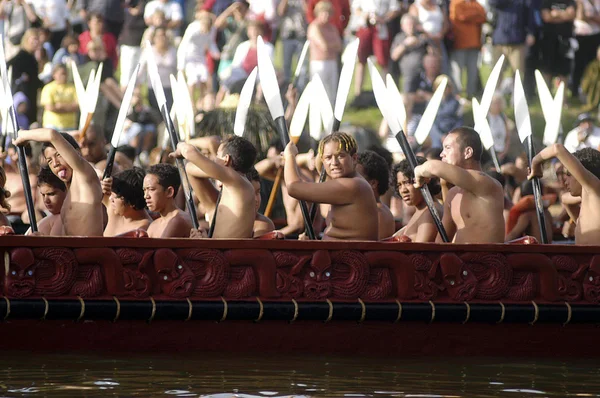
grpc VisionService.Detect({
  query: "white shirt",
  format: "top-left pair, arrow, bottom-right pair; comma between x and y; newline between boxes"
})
248,0 -> 276,23
144,0 -> 183,22
30,0 -> 69,32
177,23 -> 219,69
489,113 -> 507,153
352,0 -> 399,37
564,125 -> 600,153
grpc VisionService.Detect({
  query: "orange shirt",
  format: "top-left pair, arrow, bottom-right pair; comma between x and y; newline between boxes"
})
449,0 -> 487,50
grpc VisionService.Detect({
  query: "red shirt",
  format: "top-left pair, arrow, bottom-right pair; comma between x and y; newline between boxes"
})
241,47 -> 257,75
78,31 -> 119,69
306,0 -> 351,36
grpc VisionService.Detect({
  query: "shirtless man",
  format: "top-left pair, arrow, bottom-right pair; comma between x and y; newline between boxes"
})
101,167 -> 153,236
529,146 -> 600,245
15,129 -> 104,236
393,157 -> 443,242
3,144 -> 39,232
144,164 -> 193,238
173,135 -> 257,239
284,132 -> 379,241
246,167 -> 275,237
28,167 -> 67,236
75,124 -> 123,176
356,150 -> 395,240
413,127 -> 505,243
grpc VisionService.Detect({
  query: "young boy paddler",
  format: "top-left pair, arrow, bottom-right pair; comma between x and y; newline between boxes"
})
171,135 -> 257,238
144,164 -> 193,238
413,127 -> 505,243
529,146 -> 600,244
101,167 -> 153,236
26,167 -> 67,236
15,129 -> 104,236
284,132 -> 379,241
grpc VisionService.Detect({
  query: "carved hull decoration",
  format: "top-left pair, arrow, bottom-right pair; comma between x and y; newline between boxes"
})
0,236 -> 599,326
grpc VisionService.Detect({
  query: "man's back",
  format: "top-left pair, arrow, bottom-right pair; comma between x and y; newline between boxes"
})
211,181 -> 256,239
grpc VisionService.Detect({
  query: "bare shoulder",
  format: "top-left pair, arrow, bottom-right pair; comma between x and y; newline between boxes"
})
471,170 -> 503,193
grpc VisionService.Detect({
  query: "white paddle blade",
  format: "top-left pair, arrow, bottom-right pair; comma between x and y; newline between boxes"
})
111,64 -> 140,147
78,69 -> 95,129
177,70 -> 195,140
168,74 -> 185,140
290,81 -> 312,139
472,98 -> 494,151
333,38 -> 359,122
257,36 -> 284,120
309,88 -> 323,141
367,59 -> 399,133
479,55 -> 504,115
293,40 -> 309,79
90,62 -> 103,111
543,81 -> 564,147
414,76 -> 447,145
535,70 -> 553,124
71,60 -> 86,108
234,67 -> 257,137
385,74 -> 406,129
514,70 -> 532,143
311,74 -> 334,134
144,41 -> 167,110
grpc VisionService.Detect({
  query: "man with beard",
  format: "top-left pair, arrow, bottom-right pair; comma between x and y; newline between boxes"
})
283,132 -> 379,241
101,167 -> 153,236
144,163 -> 192,238
15,129 -> 104,236
413,127 -> 505,243
392,157 -> 443,243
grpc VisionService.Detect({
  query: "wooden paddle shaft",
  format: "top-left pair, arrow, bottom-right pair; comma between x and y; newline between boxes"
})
264,167 -> 283,218
79,113 -> 94,142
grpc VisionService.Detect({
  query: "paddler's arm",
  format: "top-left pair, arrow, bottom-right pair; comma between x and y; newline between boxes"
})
173,142 -> 240,185
505,213 -> 530,242
414,159 -> 499,198
529,144 -> 600,195
284,142 -> 354,204
15,129 -> 97,181
188,135 -> 221,158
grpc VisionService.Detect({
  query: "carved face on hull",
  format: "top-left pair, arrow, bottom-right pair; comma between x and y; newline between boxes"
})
5,249 -> 36,298
303,251 -> 332,299
440,253 -> 477,301
154,249 -> 196,298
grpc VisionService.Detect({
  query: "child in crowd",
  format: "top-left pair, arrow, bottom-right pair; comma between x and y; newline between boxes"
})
40,64 -> 79,131
52,35 -> 85,68
177,10 -> 220,112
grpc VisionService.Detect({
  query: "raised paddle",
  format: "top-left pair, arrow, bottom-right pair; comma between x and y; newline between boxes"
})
208,67 -> 258,237
309,39 -> 359,222
373,60 -> 449,242
79,63 -> 103,141
535,70 -> 565,147
0,41 -> 37,232
514,70 -> 549,244
145,42 -> 199,230
472,98 -> 501,172
265,80 -> 313,218
257,36 -> 316,240
473,55 -> 504,172
291,40 -> 309,89
102,64 -> 140,180
413,75 -> 448,147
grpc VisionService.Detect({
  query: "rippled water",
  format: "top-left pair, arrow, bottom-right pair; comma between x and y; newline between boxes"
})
1,353 -> 600,397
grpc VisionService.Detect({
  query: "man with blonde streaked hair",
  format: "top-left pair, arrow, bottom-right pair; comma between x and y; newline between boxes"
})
284,132 -> 379,241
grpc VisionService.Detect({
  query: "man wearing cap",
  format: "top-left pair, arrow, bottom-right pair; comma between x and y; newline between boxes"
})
564,113 -> 600,153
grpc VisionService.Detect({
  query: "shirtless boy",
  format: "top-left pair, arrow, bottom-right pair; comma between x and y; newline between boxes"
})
529,146 -> 600,245
15,129 -> 104,236
356,150 -> 395,240
174,135 -> 257,239
413,127 -> 505,243
144,164 -> 193,238
393,157 -> 443,242
247,167 -> 275,237
101,167 -> 153,236
28,167 -> 67,236
284,132 -> 379,241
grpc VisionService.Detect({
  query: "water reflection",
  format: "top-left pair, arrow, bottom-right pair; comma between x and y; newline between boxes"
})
1,353 -> 600,397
